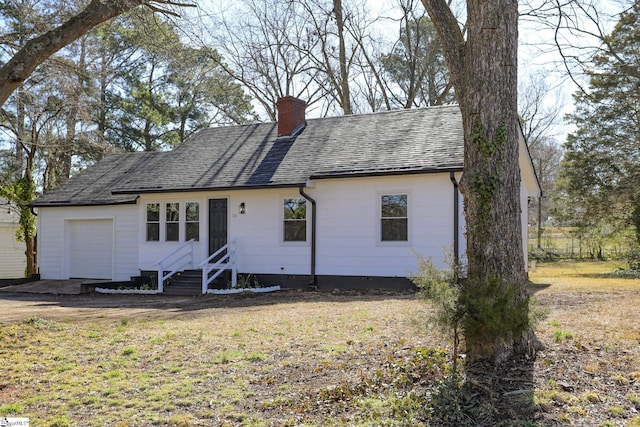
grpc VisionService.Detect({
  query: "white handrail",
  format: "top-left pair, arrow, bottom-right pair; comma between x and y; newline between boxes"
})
200,240 -> 237,294
153,239 -> 196,293
155,239 -> 196,266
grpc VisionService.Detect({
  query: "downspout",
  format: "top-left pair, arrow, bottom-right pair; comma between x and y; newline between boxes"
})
299,185 -> 317,288
449,172 -> 459,266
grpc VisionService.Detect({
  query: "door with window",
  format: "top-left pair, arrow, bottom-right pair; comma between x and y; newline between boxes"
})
208,198 -> 228,260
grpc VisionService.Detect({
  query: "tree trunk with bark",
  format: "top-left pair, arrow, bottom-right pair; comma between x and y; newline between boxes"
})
333,0 -> 352,115
422,0 -> 533,364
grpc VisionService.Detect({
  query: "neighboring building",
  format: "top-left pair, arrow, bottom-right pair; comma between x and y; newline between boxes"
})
31,99 -> 540,290
0,199 -> 26,279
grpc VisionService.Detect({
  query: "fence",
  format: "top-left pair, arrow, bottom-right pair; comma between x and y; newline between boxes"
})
527,226 -> 634,260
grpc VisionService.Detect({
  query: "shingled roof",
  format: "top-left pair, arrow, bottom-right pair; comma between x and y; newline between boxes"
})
32,105 -> 464,207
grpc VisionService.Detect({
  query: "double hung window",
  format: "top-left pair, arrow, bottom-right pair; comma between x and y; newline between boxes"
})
185,202 -> 200,241
283,198 -> 306,242
166,203 -> 180,241
146,203 -> 160,241
380,194 -> 408,242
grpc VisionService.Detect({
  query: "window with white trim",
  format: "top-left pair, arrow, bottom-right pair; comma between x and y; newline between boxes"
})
146,203 -> 160,241
283,198 -> 306,242
380,194 -> 408,241
185,202 -> 200,241
165,203 -> 180,241
146,201 -> 202,242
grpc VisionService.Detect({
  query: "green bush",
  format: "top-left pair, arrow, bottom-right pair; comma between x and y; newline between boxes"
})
411,256 -> 463,364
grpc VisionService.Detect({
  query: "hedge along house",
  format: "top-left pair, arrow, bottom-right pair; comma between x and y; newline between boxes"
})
31,98 -> 540,292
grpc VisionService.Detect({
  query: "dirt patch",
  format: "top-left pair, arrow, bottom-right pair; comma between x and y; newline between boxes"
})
0,289 -> 414,324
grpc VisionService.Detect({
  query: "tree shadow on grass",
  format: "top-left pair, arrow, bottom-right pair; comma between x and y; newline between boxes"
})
427,354 -> 538,426
0,288 -> 420,323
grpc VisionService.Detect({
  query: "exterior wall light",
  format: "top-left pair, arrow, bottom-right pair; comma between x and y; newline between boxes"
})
239,202 -> 246,214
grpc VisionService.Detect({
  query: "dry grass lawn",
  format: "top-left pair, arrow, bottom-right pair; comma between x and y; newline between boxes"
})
529,261 -> 640,427
0,261 -> 638,426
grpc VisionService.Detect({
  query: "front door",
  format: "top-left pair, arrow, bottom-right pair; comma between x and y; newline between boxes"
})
208,198 -> 228,260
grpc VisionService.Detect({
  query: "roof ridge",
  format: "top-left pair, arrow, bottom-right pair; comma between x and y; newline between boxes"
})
187,104 -> 461,131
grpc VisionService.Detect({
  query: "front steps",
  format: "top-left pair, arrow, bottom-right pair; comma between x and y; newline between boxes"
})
163,269 -> 230,296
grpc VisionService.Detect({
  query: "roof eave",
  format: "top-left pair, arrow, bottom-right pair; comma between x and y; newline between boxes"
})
110,182 -> 306,195
309,166 -> 464,181
30,198 -> 139,208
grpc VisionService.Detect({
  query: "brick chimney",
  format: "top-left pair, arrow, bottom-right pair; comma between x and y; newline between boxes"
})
277,96 -> 306,137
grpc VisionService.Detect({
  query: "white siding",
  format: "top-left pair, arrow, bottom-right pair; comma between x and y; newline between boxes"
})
521,180 -> 530,272
0,224 -> 26,278
519,132 -> 541,198
312,174 -> 461,277
37,205 -> 138,280
137,175 -> 464,278
38,169 -> 532,281
138,190 -> 312,275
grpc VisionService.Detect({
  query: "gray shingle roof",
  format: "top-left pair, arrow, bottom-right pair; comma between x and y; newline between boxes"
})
32,105 -> 463,207
31,152 -> 160,207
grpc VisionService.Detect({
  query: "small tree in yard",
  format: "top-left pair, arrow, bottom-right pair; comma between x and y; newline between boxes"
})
412,256 -> 463,368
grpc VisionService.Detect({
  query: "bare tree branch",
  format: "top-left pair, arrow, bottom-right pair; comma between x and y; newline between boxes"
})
0,0 -> 194,107
420,0 -> 465,99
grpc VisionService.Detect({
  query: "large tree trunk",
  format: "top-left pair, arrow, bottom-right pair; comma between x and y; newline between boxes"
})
422,0 -> 532,364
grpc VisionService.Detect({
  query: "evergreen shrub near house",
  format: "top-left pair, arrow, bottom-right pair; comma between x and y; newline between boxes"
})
412,256 -> 542,426
411,255 -> 463,365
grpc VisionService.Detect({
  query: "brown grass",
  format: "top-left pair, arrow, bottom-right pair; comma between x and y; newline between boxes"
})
0,261 -> 638,426
0,292 -> 444,426
530,261 -> 640,426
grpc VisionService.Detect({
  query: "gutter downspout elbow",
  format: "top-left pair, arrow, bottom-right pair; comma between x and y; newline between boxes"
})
299,185 -> 317,289
449,172 -> 460,266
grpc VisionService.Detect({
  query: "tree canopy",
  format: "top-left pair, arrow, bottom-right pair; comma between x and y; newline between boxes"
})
0,0 -> 195,107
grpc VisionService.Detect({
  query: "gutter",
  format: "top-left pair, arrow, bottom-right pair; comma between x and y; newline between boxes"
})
310,166 -> 463,181
449,172 -> 459,265
298,185 -> 317,288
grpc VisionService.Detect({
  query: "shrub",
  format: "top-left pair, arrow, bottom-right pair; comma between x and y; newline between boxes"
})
411,256 -> 463,365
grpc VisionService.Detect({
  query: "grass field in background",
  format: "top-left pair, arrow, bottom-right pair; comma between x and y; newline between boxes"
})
528,226 -> 635,260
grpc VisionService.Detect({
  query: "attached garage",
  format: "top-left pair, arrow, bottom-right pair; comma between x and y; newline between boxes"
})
67,219 -> 114,279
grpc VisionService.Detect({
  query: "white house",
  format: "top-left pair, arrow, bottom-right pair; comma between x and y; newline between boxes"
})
31,99 -> 540,291
0,199 -> 27,279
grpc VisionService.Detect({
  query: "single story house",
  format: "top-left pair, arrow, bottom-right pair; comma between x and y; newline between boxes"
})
31,98 -> 540,291
0,199 -> 27,279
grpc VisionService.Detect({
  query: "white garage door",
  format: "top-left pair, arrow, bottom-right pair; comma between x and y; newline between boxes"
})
68,219 -> 113,279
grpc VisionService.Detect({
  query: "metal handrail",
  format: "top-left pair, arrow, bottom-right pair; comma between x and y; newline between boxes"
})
153,239 -> 195,293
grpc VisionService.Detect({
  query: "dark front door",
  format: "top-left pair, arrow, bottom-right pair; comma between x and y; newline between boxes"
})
208,198 -> 228,260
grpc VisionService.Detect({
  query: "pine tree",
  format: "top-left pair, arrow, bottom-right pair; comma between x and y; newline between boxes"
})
556,4 -> 640,257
